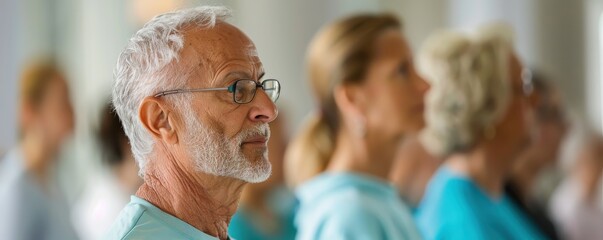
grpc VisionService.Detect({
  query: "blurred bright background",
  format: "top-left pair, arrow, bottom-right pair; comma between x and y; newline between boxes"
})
2,0 -> 602,184
0,0 -> 602,238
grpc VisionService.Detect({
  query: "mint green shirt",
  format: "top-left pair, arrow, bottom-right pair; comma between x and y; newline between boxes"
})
295,172 -> 422,240
106,196 -> 221,240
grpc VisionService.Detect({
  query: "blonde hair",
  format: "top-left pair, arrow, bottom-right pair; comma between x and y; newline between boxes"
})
19,60 -> 64,133
285,14 -> 402,187
20,60 -> 63,108
418,24 -> 514,157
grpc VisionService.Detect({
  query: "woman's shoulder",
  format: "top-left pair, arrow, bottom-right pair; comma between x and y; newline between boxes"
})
416,169 -> 488,225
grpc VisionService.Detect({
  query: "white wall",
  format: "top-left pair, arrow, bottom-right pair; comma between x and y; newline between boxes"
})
585,0 -> 603,131
532,0 -> 588,126
0,0 -> 21,153
379,0 -> 447,50
447,0 -> 593,130
447,0 -> 538,64
0,0 -> 57,152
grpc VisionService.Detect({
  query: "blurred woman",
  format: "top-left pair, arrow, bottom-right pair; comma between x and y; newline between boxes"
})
285,13 -> 428,239
0,60 -> 77,240
414,25 -> 545,239
72,103 -> 142,240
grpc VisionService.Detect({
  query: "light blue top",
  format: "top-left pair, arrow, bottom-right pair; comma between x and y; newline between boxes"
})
228,186 -> 297,240
415,166 -> 546,240
295,172 -> 422,240
0,148 -> 78,240
106,196 -> 222,240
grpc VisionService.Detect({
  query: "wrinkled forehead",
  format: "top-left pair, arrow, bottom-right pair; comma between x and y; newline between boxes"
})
179,22 -> 261,83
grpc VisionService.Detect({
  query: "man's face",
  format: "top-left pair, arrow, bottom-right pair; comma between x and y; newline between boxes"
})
173,23 -> 278,183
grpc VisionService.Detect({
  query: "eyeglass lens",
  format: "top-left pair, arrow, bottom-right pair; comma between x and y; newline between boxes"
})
233,79 -> 280,104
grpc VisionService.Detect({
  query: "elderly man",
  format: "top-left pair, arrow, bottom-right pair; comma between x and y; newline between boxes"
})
107,6 -> 280,240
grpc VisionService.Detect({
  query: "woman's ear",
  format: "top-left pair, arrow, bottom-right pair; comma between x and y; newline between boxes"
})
334,85 -> 367,138
334,83 -> 370,116
139,96 -> 178,144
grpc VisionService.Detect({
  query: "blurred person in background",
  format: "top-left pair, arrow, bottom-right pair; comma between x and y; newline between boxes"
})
0,60 -> 77,240
72,102 -> 142,240
389,136 -> 440,209
414,25 -> 545,239
504,72 -> 567,240
107,6 -> 280,240
285,13 -> 428,240
228,115 -> 297,240
550,130 -> 603,240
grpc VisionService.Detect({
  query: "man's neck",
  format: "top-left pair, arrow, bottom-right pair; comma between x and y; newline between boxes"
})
136,151 -> 245,240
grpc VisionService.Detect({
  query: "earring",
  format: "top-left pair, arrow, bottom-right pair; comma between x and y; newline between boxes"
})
354,117 -> 367,138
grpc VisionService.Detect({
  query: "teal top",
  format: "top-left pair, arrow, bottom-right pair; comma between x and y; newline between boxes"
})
105,196 -> 221,240
295,172 -> 422,240
228,186 -> 297,240
415,166 -> 546,240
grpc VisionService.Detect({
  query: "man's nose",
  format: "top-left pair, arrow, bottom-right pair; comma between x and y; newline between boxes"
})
248,89 -> 278,123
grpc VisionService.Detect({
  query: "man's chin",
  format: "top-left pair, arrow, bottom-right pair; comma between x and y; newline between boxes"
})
241,163 -> 272,183
226,155 -> 272,183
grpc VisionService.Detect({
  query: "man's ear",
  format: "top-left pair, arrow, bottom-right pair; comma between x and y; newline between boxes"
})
139,96 -> 178,144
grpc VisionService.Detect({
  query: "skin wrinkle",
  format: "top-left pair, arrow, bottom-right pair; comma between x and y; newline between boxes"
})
186,32 -> 264,115
136,21 -> 277,240
138,145 -> 245,237
179,81 -> 272,180
138,139 -> 248,239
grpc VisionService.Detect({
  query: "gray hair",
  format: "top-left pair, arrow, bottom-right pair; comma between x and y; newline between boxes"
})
418,24 -> 514,157
112,6 -> 231,175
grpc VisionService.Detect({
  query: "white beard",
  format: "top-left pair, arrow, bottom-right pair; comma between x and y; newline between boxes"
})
181,108 -> 272,183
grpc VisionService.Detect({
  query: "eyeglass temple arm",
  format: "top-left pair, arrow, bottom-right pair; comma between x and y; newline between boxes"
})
154,87 -> 230,97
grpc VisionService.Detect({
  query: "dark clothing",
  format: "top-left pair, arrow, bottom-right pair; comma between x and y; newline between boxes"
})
505,181 -> 560,240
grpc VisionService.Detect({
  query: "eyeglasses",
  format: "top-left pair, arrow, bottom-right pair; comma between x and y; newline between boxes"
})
153,79 -> 281,104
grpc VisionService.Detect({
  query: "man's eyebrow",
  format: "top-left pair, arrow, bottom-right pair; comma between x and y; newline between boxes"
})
220,71 -> 265,84
220,71 -> 250,83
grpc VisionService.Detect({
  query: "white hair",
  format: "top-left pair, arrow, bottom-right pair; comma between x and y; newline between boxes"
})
112,6 -> 231,175
418,24 -> 514,157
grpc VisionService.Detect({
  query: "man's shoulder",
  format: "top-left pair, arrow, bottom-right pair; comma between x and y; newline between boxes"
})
105,198 -> 217,240
105,202 -> 147,240
105,201 -> 188,240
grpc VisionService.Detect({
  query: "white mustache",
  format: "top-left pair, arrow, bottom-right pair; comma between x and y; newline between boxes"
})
236,124 -> 270,144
